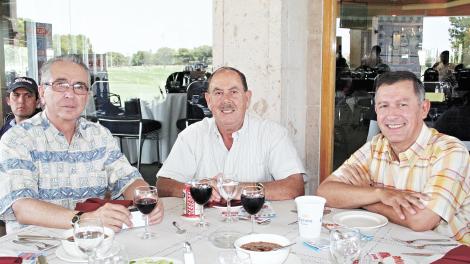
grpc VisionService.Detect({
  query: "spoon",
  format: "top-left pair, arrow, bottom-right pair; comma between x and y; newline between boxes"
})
272,242 -> 296,251
172,221 -> 186,234
12,239 -> 47,251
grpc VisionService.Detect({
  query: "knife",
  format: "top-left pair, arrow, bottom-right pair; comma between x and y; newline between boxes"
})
17,234 -> 65,241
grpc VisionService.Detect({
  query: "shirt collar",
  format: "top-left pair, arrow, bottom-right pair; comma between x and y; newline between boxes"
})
382,123 -> 430,162
210,113 -> 250,139
8,118 -> 16,127
40,112 -> 85,142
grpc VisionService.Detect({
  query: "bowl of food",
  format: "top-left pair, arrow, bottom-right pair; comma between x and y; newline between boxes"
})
234,233 -> 291,264
61,227 -> 115,258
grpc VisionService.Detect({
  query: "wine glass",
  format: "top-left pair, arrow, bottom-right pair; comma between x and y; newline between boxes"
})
73,217 -> 104,264
217,175 -> 239,223
329,227 -> 361,264
240,185 -> 265,234
133,186 -> 159,239
190,178 -> 213,227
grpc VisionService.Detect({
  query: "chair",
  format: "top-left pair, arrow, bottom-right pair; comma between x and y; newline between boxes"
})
423,68 -> 440,92
96,98 -> 162,171
165,71 -> 190,93
186,80 -> 212,126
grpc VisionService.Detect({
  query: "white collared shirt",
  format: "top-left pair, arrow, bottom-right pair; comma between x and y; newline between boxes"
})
158,113 -> 305,183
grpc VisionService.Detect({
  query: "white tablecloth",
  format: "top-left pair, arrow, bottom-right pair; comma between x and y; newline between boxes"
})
122,93 -> 187,164
0,197 -> 458,264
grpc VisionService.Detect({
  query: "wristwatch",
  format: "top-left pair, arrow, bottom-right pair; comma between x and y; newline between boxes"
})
71,211 -> 84,226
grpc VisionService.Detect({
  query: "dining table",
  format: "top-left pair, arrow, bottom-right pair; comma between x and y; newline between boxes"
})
0,197 -> 461,264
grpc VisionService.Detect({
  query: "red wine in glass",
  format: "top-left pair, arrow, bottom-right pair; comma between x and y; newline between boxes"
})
135,197 -> 157,215
189,180 -> 212,227
190,185 -> 213,205
241,185 -> 265,233
133,186 -> 158,239
241,195 -> 265,215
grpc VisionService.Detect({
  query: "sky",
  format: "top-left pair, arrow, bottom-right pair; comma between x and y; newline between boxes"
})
17,0 -> 213,55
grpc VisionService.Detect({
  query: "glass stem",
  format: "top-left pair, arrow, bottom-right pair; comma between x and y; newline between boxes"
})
87,251 -> 94,264
250,214 -> 255,234
226,199 -> 232,223
144,214 -> 149,235
199,205 -> 205,226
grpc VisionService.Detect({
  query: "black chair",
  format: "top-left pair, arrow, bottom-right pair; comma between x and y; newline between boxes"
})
186,80 -> 212,125
165,71 -> 190,93
423,68 -> 440,92
96,98 -> 162,171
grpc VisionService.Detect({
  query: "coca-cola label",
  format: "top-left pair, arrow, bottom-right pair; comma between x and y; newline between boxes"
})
183,184 -> 200,217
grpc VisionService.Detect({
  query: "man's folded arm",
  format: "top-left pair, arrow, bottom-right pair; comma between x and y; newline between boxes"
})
156,177 -> 185,198
317,179 -> 382,208
12,198 -> 77,229
364,202 -> 441,231
262,173 -> 304,200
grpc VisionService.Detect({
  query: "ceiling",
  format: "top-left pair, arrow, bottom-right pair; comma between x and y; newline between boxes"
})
340,0 -> 470,16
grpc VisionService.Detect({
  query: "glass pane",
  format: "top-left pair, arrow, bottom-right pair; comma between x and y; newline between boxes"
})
2,0 -> 212,105
334,2 -> 470,169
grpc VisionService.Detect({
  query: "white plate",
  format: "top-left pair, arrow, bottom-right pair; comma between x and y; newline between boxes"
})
129,256 -> 183,264
55,244 -> 120,263
332,211 -> 388,230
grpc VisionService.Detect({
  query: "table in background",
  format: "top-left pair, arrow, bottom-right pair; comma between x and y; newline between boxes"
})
122,93 -> 186,164
0,197 -> 458,264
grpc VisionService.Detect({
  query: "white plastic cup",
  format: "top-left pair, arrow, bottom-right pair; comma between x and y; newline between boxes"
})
294,195 -> 326,240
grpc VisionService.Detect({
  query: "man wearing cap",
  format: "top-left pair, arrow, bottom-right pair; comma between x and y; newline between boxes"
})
0,77 -> 40,138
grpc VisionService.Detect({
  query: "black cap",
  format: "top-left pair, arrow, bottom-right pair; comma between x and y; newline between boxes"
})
7,77 -> 39,97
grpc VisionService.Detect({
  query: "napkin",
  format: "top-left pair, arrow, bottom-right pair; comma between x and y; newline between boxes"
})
432,245 -> 470,264
74,198 -> 133,212
0,257 -> 22,264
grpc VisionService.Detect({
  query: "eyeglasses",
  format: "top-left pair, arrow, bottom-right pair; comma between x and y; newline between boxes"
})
44,81 -> 89,95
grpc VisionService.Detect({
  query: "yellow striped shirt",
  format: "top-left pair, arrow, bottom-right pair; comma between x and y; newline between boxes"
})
333,125 -> 470,245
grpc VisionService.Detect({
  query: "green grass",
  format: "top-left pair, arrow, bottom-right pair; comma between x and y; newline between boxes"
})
106,65 -> 183,102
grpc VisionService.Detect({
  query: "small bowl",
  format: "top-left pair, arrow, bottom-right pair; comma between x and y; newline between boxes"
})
234,233 -> 291,264
61,227 -> 115,258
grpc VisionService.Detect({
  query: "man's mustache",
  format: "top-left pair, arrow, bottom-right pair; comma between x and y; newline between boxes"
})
219,103 -> 235,111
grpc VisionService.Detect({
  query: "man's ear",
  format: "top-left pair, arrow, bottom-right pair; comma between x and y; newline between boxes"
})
421,99 -> 431,119
245,90 -> 252,108
6,96 -> 11,106
204,92 -> 212,111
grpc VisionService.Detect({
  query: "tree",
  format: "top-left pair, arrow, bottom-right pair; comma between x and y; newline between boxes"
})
192,45 -> 212,63
107,52 -> 129,67
53,34 -> 94,55
448,17 -> 470,64
131,51 -> 152,66
153,47 -> 175,65
175,48 -> 194,64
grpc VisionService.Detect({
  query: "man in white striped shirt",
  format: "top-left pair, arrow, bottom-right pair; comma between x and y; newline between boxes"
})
157,67 -> 305,201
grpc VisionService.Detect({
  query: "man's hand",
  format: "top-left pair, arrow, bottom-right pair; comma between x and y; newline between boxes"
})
207,175 -> 222,203
376,188 -> 429,220
147,199 -> 164,225
337,164 -> 372,187
84,203 -> 132,233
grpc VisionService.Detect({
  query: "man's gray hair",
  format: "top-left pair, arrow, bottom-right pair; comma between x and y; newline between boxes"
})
39,55 -> 90,85
375,71 -> 425,103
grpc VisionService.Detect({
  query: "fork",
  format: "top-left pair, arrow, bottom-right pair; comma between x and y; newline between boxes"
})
17,238 -> 56,248
392,237 -> 451,244
406,243 -> 459,249
12,239 -> 48,251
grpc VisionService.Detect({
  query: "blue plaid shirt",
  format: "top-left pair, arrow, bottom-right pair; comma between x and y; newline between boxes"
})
0,112 -> 142,231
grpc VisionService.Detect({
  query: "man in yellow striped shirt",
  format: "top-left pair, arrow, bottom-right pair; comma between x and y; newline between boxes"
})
318,71 -> 470,245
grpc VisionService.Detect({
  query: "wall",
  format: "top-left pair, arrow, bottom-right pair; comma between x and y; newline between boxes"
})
213,0 -> 323,194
